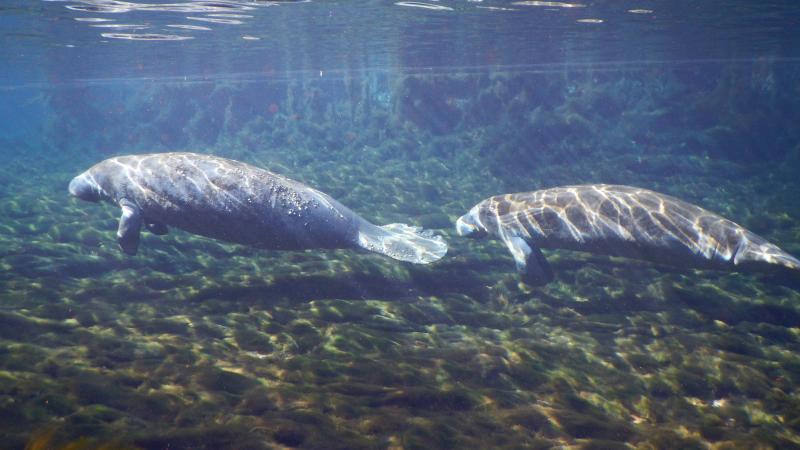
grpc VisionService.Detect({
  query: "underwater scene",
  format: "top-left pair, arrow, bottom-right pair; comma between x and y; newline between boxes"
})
3,0 -> 800,448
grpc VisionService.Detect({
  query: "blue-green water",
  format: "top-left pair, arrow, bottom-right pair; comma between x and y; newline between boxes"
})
2,1 -> 800,448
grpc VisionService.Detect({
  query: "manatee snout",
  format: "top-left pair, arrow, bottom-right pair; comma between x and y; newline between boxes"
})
69,172 -> 102,202
455,209 -> 487,238
455,215 -> 476,237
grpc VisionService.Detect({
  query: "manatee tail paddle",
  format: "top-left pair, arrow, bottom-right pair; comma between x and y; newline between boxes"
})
357,222 -> 448,264
732,232 -> 800,273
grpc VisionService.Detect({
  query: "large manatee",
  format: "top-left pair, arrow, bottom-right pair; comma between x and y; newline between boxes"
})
456,184 -> 800,284
69,152 -> 447,263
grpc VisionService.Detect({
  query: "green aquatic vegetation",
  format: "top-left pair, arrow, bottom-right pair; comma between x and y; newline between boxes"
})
309,299 -> 381,323
578,440 -> 630,450
195,367 -> 260,397
377,386 -> 475,411
640,429 -> 706,450
2,71 -> 800,448
233,327 -> 274,353
554,410 -> 634,441
623,353 -> 663,373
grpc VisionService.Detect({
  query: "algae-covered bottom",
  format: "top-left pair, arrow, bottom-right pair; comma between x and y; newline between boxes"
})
1,146 -> 800,450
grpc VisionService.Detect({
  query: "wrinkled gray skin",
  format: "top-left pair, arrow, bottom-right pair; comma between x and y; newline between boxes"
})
69,152 -> 447,263
457,184 -> 800,284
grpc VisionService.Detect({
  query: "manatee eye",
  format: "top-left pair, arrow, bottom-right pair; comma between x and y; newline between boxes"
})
69,174 -> 102,202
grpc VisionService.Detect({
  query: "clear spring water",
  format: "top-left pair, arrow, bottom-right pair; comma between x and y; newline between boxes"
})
2,1 -> 800,448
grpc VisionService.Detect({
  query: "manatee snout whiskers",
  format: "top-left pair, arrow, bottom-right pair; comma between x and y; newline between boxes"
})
456,184 -> 800,284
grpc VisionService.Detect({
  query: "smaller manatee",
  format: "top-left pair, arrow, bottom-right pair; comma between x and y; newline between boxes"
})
456,184 -> 800,284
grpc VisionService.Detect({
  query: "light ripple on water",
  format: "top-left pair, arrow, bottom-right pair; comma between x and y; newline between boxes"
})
475,6 -> 518,11
394,2 -> 454,11
511,1 -> 585,7
100,32 -> 194,41
206,13 -> 254,18
74,17 -> 115,22
66,4 -> 130,13
62,0 -> 255,14
90,24 -> 150,30
167,24 -> 213,31
186,16 -> 244,25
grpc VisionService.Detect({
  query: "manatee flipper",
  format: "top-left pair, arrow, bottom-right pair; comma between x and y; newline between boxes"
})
145,221 -> 169,235
117,199 -> 142,255
357,223 -> 447,264
502,234 -> 554,285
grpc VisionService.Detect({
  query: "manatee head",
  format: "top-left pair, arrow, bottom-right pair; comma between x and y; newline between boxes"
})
456,205 -> 488,238
69,171 -> 106,202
